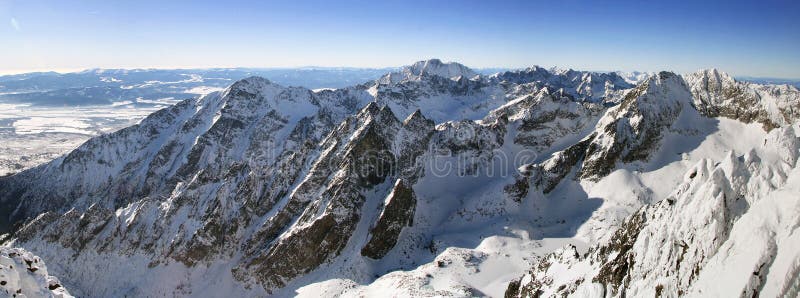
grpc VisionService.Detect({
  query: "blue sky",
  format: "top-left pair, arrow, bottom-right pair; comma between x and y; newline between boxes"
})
1,0 -> 799,78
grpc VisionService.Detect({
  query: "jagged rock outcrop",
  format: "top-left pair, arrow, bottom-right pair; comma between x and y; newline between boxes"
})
0,247 -> 72,297
686,68 -> 800,130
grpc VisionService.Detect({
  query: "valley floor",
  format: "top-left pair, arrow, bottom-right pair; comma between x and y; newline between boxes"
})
0,103 -> 165,175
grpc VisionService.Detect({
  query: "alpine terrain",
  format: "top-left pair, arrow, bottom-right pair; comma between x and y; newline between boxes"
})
1,59 -> 799,297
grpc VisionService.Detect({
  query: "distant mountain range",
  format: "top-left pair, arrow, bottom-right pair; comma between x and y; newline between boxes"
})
736,76 -> 800,88
3,66 -> 794,107
0,68 -> 393,107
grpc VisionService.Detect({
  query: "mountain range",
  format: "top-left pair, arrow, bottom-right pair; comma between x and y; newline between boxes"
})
1,59 -> 799,297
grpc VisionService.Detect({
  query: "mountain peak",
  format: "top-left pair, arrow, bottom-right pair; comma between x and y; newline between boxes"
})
403,59 -> 477,79
222,76 -> 285,100
233,76 -> 274,87
691,68 -> 735,83
360,101 -> 381,115
403,109 -> 433,127
640,71 -> 689,96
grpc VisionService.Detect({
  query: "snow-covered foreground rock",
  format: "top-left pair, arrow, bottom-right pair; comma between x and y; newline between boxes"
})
0,247 -> 72,297
507,125 -> 800,297
0,59 -> 799,297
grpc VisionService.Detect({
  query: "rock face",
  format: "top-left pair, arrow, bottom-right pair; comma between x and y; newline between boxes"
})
361,179 -> 417,259
1,60 -> 799,297
0,247 -> 72,298
686,68 -> 800,130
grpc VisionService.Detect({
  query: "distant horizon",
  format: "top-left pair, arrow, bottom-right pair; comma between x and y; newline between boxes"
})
2,63 -> 799,81
3,1 -> 799,79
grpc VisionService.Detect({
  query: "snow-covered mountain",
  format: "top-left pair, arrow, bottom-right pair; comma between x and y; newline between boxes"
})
1,60 -> 799,297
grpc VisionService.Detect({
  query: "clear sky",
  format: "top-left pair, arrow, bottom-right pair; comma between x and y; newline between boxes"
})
1,0 -> 799,78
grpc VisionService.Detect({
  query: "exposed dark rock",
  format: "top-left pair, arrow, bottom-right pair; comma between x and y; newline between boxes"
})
532,134 -> 595,193
361,179 -> 417,259
592,211 -> 647,293
504,278 -> 521,298
504,176 -> 530,202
